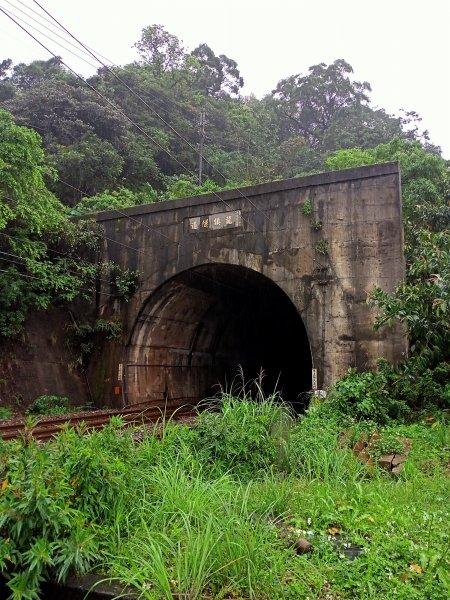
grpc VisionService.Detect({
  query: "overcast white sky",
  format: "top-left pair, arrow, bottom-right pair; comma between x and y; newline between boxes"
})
1,0 -> 449,157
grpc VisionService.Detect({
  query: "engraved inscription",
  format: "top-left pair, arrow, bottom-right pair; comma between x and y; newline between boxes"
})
187,210 -> 241,233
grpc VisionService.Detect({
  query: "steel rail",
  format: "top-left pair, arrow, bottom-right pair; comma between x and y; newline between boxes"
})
0,401 -> 198,442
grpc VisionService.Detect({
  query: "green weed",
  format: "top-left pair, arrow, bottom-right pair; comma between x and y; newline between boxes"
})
0,390 -> 448,599
26,395 -> 70,416
193,387 -> 294,478
0,406 -> 13,420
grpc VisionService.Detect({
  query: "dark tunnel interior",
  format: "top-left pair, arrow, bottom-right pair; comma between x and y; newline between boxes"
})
126,264 -> 312,412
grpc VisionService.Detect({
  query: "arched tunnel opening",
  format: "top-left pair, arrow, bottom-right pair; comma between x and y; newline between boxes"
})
126,264 -> 312,413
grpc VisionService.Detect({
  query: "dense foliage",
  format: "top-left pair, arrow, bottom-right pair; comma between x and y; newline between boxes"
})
0,109 -> 101,336
0,27 -> 436,204
0,110 -> 142,338
1,25 -> 445,344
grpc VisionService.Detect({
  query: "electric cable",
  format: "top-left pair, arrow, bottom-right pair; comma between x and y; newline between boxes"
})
0,6 -> 237,244
31,0 -> 271,221
1,5 -> 326,278
12,0 -> 113,64
0,247 -> 120,287
1,3 -> 274,239
0,266 -> 118,297
0,4 -> 99,69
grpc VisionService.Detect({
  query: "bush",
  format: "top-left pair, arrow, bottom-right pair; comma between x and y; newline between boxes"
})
0,438 -> 100,597
26,395 -> 71,416
394,363 -> 450,412
330,367 -> 410,424
0,418 -> 135,598
0,407 -> 13,420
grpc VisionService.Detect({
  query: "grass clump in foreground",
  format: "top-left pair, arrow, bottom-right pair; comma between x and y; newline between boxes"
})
0,388 -> 449,599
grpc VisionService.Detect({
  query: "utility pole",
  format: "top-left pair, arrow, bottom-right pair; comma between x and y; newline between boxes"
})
198,110 -> 206,185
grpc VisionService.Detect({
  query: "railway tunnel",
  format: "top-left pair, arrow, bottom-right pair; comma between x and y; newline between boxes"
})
125,263 -> 312,412
0,164 -> 407,409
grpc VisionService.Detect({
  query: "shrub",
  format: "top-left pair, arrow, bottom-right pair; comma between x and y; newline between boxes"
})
330,367 -> 410,424
314,238 -> 329,255
0,407 -> 13,420
26,395 -> 70,416
302,199 -> 313,216
65,318 -> 122,370
0,438 -> 101,598
394,364 -> 450,412
0,419 -> 136,598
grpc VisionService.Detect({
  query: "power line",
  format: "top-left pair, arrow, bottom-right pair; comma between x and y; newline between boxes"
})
0,7 -> 202,183
0,4 -> 99,69
0,7 -> 237,243
30,0 -> 270,221
0,247 -> 118,287
2,3 -> 270,236
4,0 -> 104,66
2,5 -> 326,278
0,266 -> 119,298
12,0 -> 113,64
24,0 -> 198,116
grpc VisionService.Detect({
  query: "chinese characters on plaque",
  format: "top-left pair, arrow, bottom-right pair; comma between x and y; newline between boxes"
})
187,210 -> 241,233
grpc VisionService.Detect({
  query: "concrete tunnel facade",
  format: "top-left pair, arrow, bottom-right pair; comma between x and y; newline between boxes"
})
91,162 -> 406,410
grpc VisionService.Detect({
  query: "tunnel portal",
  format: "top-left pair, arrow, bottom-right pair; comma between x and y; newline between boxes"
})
0,165 -> 407,408
126,264 -> 312,410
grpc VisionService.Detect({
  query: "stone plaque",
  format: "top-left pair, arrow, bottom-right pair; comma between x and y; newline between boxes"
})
187,210 -> 241,232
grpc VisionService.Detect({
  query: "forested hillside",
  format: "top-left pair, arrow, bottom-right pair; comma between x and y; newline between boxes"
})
1,23 -> 449,600
0,24 -> 439,208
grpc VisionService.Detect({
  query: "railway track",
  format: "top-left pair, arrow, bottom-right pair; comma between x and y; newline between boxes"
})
0,399 -> 199,442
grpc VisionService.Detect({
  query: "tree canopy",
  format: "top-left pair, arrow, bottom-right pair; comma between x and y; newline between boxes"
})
1,26 -> 438,201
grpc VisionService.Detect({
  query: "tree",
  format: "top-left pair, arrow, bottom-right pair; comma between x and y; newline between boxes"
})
7,56 -> 70,90
0,59 -> 14,101
1,74 -> 162,203
272,59 -> 371,146
70,187 -> 158,216
134,24 -> 186,74
0,110 -> 100,336
370,229 -> 450,371
327,138 -> 447,218
49,134 -> 124,202
0,58 -> 12,78
191,43 -> 243,97
0,109 -> 64,233
322,104 -> 403,151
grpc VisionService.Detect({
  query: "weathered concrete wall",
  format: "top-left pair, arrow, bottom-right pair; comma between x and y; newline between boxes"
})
92,162 -> 405,407
0,308 -> 89,409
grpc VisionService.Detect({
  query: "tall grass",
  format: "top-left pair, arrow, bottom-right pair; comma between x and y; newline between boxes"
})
105,456 -> 283,599
0,386 -> 448,599
287,403 -> 369,484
